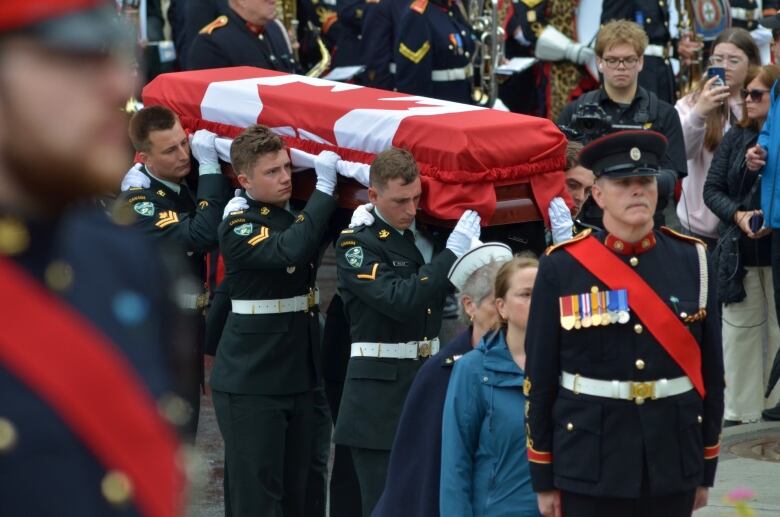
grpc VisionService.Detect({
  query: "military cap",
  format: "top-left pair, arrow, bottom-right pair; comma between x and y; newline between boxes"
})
760,12 -> 780,29
578,130 -> 668,178
0,0 -> 133,54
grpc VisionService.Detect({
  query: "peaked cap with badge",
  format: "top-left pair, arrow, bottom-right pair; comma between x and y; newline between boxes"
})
524,129 -> 725,511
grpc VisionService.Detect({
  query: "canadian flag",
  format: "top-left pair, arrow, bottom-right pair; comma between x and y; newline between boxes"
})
143,66 -> 568,225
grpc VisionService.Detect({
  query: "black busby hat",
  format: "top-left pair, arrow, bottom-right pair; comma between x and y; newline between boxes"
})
578,130 -> 668,179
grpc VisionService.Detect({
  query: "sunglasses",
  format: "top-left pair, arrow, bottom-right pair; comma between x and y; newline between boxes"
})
740,88 -> 770,102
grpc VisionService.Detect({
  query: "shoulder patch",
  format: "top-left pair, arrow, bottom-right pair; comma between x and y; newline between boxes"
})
199,15 -> 228,35
127,194 -> 147,204
228,218 -> 247,226
133,201 -> 155,217
233,222 -> 254,236
345,246 -> 364,268
544,228 -> 592,256
659,226 -> 707,249
340,239 -> 358,248
410,0 -> 428,13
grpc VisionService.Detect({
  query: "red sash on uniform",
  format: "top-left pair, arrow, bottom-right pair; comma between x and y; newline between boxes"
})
564,236 -> 706,398
0,258 -> 184,516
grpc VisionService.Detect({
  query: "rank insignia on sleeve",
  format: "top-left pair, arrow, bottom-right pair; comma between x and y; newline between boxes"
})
378,229 -> 390,240
156,189 -> 166,197
247,226 -> 270,246
198,200 -> 209,209
155,210 -> 179,228
133,201 -> 155,217
260,207 -> 270,215
399,41 -> 431,64
345,246 -> 364,268
295,214 -> 305,223
233,223 -> 254,236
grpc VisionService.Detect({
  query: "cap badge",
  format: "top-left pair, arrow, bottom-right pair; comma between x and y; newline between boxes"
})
630,147 -> 641,161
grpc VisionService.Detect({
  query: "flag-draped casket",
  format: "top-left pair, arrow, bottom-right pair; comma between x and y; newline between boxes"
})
142,66 -> 568,226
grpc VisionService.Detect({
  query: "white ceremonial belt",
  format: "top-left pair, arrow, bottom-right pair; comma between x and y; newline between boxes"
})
644,44 -> 671,58
731,7 -> 756,21
351,337 -> 440,359
231,289 -> 319,314
431,66 -> 473,81
561,371 -> 693,404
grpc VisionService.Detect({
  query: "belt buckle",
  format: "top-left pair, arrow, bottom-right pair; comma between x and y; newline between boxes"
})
196,293 -> 209,311
418,340 -> 432,358
629,381 -> 656,405
307,289 -> 316,311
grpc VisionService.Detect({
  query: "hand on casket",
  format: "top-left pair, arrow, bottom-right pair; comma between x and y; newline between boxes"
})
446,210 -> 481,258
120,163 -> 149,191
314,150 -> 341,195
190,129 -> 220,175
548,196 -> 574,244
223,189 -> 249,219
349,203 -> 374,228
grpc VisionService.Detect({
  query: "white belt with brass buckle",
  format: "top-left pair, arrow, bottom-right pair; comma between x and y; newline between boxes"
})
644,44 -> 671,59
731,7 -> 756,21
351,337 -> 440,359
231,289 -> 319,314
431,66 -> 473,82
178,293 -> 208,311
561,371 -> 693,404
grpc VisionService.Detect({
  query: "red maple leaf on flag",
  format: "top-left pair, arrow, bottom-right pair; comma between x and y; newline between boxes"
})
255,80 -> 440,145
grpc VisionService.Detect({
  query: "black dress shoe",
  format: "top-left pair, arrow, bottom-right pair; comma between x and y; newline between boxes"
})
723,419 -> 743,428
762,404 -> 780,421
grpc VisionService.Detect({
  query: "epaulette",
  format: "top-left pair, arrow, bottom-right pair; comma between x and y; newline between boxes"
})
199,15 -> 228,35
659,226 -> 707,249
410,0 -> 428,14
544,228 -> 592,256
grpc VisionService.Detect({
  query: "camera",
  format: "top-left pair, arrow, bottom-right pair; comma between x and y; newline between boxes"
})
559,102 -> 613,142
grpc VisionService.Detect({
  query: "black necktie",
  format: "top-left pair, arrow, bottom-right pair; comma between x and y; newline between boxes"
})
179,183 -> 196,212
403,229 -> 416,245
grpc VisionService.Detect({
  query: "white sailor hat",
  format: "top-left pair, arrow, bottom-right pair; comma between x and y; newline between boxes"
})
447,240 -> 513,292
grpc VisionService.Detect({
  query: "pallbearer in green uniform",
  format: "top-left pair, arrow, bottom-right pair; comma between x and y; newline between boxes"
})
210,125 -> 342,517
121,105 -> 231,436
333,147 -> 482,516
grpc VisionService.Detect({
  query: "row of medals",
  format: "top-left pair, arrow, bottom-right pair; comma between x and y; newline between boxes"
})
559,286 -> 630,330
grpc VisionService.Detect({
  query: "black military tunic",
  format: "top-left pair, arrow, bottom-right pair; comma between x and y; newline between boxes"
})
333,216 -> 456,514
525,229 -> 725,502
186,8 -> 298,72
601,0 -> 676,104
731,0 -> 779,32
394,0 -> 476,103
335,0 -> 367,66
0,208 -> 191,516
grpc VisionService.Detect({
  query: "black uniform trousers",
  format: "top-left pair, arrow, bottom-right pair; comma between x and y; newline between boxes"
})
212,389 -> 314,517
350,447 -> 391,517
561,490 -> 696,517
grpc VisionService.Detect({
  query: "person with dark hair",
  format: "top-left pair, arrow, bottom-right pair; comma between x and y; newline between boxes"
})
525,131 -> 724,517
704,64 -> 780,426
373,243 -> 512,517
441,255 -> 542,516
0,1 -> 188,514
676,27 -> 761,249
120,104 -> 231,435
333,147 -> 482,515
213,125 -> 344,516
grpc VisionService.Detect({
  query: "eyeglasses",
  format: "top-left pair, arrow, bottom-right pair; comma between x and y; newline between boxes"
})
601,56 -> 640,69
709,55 -> 745,69
740,88 -> 770,102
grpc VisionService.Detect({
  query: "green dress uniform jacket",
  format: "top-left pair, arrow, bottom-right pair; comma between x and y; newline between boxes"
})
121,166 -> 230,257
210,190 -> 337,395
332,217 -> 456,450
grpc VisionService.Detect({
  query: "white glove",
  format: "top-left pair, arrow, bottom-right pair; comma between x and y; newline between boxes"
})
548,196 -> 574,244
223,189 -> 249,219
566,43 -> 595,66
314,150 -> 340,195
190,129 -> 220,175
446,210 -> 481,258
120,163 -> 150,191
349,203 -> 375,228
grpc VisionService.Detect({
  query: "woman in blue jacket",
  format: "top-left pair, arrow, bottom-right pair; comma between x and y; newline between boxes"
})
441,255 -> 542,517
